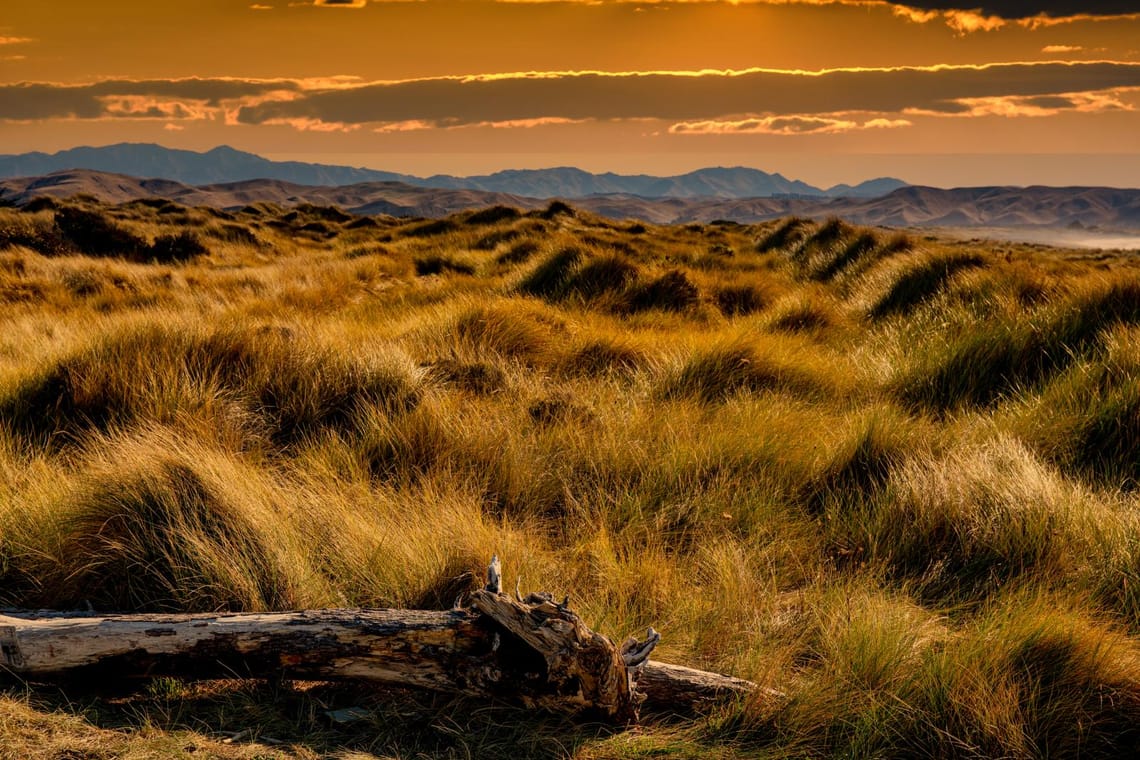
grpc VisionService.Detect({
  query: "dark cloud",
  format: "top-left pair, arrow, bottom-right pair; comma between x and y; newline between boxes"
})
232,63 -> 1140,127
0,78 -> 300,121
902,1 -> 1138,18
0,84 -> 105,120
4,64 -> 1139,126
1022,95 -> 1079,108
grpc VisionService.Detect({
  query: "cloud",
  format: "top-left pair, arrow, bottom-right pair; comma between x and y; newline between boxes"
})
5,64 -> 1140,135
229,62 -> 1140,129
1043,45 -> 1085,53
907,89 -> 1134,117
942,10 -> 1006,32
0,36 -> 33,45
268,117 -> 363,131
899,1 -> 1137,18
372,116 -> 587,132
669,114 -> 911,134
0,78 -> 302,122
313,0 -> 367,6
488,0 -> 1137,28
250,3 -> 274,9
97,96 -> 212,120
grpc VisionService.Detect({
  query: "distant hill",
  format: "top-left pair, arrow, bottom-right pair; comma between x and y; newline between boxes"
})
0,144 -> 906,200
3,170 -> 1139,233
0,145 -> 408,188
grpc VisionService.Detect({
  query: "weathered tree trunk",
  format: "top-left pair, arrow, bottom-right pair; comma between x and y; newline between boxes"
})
0,562 -> 763,721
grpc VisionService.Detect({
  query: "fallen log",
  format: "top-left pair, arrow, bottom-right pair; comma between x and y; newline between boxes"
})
0,559 -> 760,721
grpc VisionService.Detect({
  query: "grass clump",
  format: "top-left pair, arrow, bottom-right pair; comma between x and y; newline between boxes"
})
17,431 -> 317,612
464,205 -> 522,226
517,246 -> 583,299
714,283 -> 767,317
399,218 -> 459,238
558,336 -> 647,378
756,217 -> 811,253
1011,325 -> 1140,488
894,278 -> 1140,412
452,303 -> 557,363
54,206 -> 149,258
626,270 -> 700,313
413,254 -> 476,276
660,339 -> 829,404
0,323 -> 423,449
870,251 -> 986,320
0,210 -> 68,254
425,357 -> 506,394
148,230 -> 209,263
810,231 -> 878,282
495,239 -> 541,266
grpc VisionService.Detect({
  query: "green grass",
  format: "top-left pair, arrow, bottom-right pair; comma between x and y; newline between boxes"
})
2,199 -> 1140,757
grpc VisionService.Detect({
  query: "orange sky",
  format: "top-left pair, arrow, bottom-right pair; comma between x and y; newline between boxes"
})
1,0 -> 1139,186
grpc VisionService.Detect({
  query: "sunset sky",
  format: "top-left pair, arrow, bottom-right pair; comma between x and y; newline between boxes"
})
2,1 -> 1139,187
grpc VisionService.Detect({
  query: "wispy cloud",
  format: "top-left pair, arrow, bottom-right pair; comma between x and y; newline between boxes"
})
1043,45 -> 1085,53
942,10 -> 1006,33
0,36 -> 33,45
669,115 -> 912,135
907,89 -> 1134,117
313,0 -> 367,6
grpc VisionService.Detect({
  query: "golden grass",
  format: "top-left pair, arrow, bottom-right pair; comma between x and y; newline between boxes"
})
3,196 -> 1140,757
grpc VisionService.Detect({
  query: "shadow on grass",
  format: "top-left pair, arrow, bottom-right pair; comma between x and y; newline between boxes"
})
2,679 -> 618,758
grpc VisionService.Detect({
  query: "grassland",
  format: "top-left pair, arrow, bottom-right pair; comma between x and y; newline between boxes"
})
2,195 -> 1140,758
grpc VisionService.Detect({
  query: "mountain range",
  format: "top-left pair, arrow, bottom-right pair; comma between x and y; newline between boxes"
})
0,144 -> 906,200
3,169 -> 1139,232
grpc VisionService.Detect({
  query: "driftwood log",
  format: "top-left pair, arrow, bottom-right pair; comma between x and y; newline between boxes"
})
0,558 -> 759,721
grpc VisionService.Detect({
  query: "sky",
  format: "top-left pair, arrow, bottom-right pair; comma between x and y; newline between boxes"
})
1,0 -> 1139,187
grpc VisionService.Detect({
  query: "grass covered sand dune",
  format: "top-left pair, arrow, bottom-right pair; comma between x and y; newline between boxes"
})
3,197 -> 1140,757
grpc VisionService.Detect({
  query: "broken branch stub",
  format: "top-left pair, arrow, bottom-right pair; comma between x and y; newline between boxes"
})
470,588 -> 644,722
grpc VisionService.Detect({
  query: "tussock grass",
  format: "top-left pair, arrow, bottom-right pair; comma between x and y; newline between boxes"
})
0,321 -> 423,449
625,269 -> 701,313
659,337 -> 837,404
413,253 -> 477,276
451,302 -> 560,364
5,198 -> 1140,757
713,281 -> 768,317
869,250 -> 986,320
558,334 -> 648,378
464,204 -> 522,226
518,245 -> 583,298
755,216 -> 811,253
893,277 -> 1140,412
12,428 -> 323,611
1010,324 -> 1140,488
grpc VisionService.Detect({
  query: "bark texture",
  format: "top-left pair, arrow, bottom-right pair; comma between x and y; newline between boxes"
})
0,579 -> 761,720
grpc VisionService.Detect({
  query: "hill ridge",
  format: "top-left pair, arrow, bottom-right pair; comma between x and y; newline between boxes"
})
0,143 -> 906,200
2,169 -> 1139,232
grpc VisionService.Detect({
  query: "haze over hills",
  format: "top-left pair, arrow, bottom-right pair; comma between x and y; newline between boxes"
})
0,144 -> 906,200
3,169 -> 1139,235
